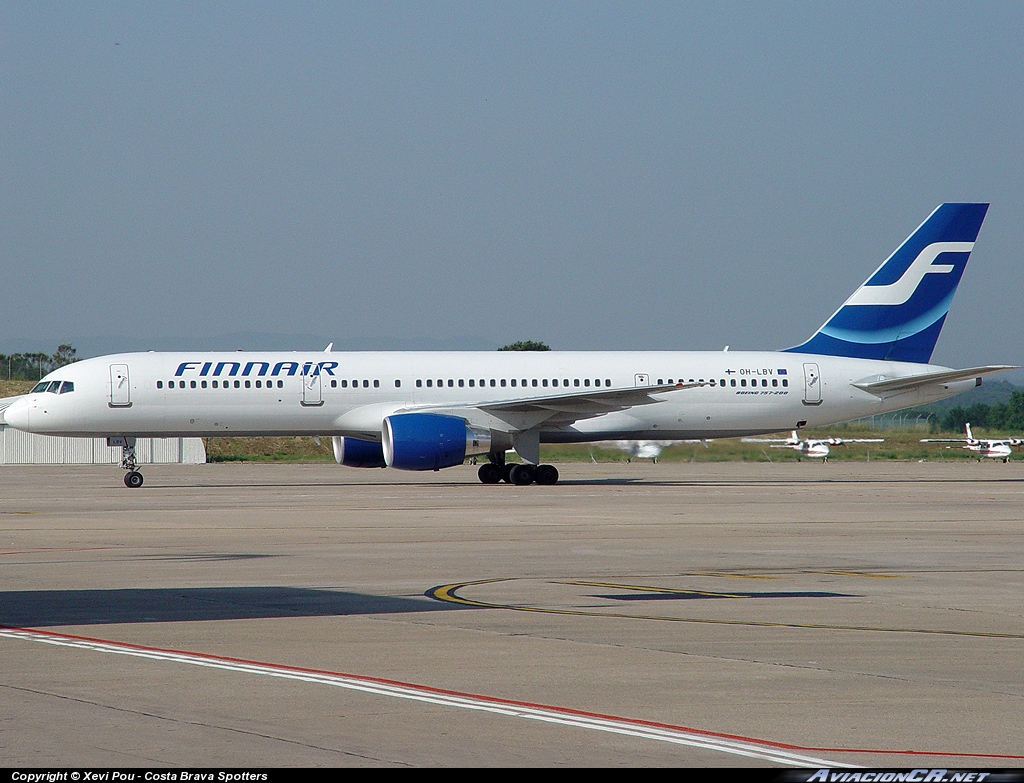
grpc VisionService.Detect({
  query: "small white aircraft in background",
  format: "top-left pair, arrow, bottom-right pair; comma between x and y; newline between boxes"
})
607,440 -> 708,463
920,423 -> 1023,462
742,431 -> 883,462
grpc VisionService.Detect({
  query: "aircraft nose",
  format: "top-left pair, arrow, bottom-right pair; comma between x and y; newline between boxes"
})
3,398 -> 32,431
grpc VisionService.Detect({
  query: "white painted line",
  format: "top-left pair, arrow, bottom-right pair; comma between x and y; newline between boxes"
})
1,626 -> 850,766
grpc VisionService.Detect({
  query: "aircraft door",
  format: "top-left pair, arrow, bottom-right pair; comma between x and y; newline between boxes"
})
802,363 -> 822,405
302,371 -> 323,406
634,373 -> 650,386
109,364 -> 131,407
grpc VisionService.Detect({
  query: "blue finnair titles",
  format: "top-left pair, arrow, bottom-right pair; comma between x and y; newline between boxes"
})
785,203 -> 989,363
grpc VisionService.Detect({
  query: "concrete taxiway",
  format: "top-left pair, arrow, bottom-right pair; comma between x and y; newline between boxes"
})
1,461 -> 1022,767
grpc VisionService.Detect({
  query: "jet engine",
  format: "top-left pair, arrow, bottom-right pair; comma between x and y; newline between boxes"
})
382,413 -> 491,471
332,436 -> 387,468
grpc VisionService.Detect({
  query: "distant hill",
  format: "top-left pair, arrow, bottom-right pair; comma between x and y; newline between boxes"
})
848,379 -> 1023,430
911,379 -> 1021,413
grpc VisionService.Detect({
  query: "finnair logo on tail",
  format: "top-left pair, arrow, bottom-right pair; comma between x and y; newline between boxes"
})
845,242 -> 974,307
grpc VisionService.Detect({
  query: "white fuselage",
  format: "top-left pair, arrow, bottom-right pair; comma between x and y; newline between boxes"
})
967,441 -> 1013,459
4,350 -> 977,443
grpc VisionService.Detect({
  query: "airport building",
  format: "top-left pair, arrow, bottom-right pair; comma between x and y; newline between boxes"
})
0,423 -> 205,465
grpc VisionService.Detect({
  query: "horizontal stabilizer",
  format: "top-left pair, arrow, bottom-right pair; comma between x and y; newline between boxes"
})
851,365 -> 1017,395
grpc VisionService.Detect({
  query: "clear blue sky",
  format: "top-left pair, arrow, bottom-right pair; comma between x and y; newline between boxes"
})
2,2 -> 1022,368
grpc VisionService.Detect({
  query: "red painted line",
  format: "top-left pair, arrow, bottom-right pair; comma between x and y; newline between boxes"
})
3,623 -> 1022,761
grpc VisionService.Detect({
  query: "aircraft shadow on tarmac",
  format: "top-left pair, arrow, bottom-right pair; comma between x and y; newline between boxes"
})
0,586 -> 464,628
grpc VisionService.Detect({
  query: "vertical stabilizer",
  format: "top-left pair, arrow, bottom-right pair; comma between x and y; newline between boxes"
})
785,203 -> 989,363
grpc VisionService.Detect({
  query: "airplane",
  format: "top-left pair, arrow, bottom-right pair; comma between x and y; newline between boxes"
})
607,440 -> 707,463
1,203 -> 1016,488
920,423 -> 1023,462
742,431 -> 883,462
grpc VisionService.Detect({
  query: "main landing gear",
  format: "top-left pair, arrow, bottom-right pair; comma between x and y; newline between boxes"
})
477,454 -> 559,485
119,437 -> 144,488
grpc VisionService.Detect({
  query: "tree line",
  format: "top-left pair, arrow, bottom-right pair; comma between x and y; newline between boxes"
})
1,344 -> 77,380
935,391 -> 1024,433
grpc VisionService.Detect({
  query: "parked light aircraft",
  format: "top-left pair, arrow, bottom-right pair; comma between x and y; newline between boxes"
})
920,423 -> 1023,462
2,203 -> 1015,487
742,431 -> 884,462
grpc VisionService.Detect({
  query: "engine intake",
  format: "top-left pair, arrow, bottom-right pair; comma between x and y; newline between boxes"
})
332,436 -> 387,468
382,413 -> 491,471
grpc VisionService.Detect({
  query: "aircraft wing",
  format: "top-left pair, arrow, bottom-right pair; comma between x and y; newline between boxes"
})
478,381 -> 701,413
852,365 -> 1017,395
392,381 -> 702,432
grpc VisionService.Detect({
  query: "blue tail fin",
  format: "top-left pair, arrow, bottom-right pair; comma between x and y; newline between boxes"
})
784,203 -> 989,363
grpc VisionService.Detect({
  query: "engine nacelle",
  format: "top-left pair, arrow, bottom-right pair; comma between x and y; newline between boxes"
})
332,436 -> 387,468
382,413 -> 491,471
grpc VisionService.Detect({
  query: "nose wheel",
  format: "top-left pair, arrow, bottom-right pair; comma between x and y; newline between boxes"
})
118,437 -> 144,488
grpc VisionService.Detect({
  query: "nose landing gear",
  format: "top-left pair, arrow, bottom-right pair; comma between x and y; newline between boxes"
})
116,437 -> 144,488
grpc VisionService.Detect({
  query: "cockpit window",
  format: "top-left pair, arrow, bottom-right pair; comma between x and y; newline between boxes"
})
59,381 -> 75,394
47,380 -> 62,393
31,382 -> 49,393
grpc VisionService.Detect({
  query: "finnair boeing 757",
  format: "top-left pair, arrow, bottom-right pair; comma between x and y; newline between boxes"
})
3,203 -> 1014,487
